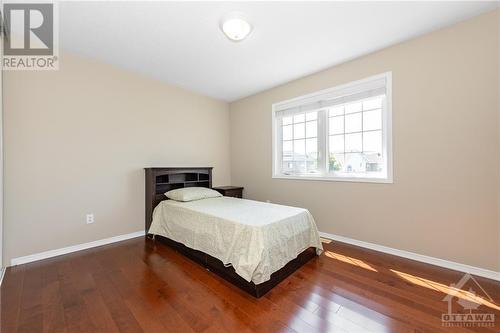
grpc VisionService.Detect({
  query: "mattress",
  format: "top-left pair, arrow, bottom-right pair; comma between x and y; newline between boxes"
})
148,196 -> 323,284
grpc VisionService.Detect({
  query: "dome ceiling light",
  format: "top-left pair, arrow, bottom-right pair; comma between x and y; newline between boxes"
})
220,13 -> 252,42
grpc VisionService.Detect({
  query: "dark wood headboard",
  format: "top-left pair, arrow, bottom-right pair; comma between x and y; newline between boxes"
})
144,167 -> 213,235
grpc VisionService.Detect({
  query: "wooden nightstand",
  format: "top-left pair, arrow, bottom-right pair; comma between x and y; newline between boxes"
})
212,186 -> 244,198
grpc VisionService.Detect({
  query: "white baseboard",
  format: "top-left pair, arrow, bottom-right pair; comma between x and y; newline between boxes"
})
320,231 -> 500,282
10,230 -> 145,266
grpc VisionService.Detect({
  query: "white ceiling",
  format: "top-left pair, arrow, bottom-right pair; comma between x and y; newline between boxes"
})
60,1 -> 498,102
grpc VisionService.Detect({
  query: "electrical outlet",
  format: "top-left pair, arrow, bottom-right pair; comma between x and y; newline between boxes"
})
86,214 -> 94,224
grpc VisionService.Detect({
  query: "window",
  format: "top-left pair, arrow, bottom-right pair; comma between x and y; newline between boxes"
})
272,72 -> 392,183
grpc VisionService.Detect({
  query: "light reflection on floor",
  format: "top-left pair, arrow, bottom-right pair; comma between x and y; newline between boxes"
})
391,269 -> 500,311
324,250 -> 378,272
318,238 -> 500,330
322,239 -> 499,314
320,237 -> 332,244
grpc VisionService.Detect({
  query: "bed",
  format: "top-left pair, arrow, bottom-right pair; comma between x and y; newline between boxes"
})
145,167 -> 323,297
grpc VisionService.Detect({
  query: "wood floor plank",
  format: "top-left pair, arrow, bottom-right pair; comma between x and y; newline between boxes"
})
146,242 -> 307,332
285,273 -> 416,332
319,246 -> 500,318
298,264 -> 479,333
147,240 -> 312,332
40,260 -> 67,333
1,265 -> 26,333
315,258 -> 452,316
68,253 -> 121,333
140,250 -> 243,332
57,260 -> 100,333
103,243 -> 200,332
167,250 -> 297,332
91,270 -> 145,333
17,262 -> 44,333
2,237 -> 500,333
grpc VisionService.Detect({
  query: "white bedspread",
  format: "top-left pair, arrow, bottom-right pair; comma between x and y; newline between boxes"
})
148,197 -> 323,284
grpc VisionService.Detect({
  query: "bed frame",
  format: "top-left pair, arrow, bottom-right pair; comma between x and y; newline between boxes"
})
144,167 -> 317,298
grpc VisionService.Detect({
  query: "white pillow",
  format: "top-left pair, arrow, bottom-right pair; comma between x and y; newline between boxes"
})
165,187 -> 222,202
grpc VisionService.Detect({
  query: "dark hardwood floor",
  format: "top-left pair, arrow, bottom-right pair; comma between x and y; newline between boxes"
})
2,237 -> 499,332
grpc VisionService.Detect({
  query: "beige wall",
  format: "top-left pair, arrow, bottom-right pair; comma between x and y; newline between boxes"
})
230,10 -> 500,271
3,52 -> 231,264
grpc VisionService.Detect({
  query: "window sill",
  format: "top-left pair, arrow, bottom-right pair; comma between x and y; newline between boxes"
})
272,174 -> 393,184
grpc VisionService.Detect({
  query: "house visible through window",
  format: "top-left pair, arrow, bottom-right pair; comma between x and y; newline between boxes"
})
273,72 -> 392,183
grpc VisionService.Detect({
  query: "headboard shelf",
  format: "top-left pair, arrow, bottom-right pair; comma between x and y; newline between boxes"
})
145,167 -> 213,234
155,180 -> 209,186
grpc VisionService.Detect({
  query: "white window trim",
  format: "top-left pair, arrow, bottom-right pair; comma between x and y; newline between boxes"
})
272,72 -> 393,184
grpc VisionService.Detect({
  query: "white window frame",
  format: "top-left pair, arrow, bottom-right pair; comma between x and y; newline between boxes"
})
272,72 -> 393,184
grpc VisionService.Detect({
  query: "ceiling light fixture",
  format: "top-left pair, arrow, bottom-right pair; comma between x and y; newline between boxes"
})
220,13 -> 252,42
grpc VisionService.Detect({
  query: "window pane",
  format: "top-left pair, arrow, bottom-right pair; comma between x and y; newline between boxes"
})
293,113 -> 305,123
294,139 -> 305,156
345,112 -> 362,133
329,153 -> 344,172
329,106 -> 344,116
307,160 -> 318,172
282,161 -> 294,173
345,102 -> 362,114
282,116 -> 293,125
364,152 -> 383,172
345,132 -> 362,152
344,153 -> 365,173
284,161 -> 307,174
306,112 -> 317,121
293,122 -> 305,139
363,130 -> 382,153
329,135 -> 344,153
329,116 -> 344,135
363,96 -> 383,110
283,140 -> 293,155
283,152 -> 293,162
294,160 -> 306,173
306,138 -> 317,158
363,109 -> 382,131
306,121 -> 317,138
283,125 -> 292,140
